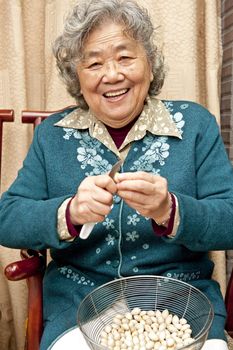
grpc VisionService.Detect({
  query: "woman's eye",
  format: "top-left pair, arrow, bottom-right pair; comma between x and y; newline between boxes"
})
120,56 -> 130,60
119,56 -> 134,64
88,62 -> 102,69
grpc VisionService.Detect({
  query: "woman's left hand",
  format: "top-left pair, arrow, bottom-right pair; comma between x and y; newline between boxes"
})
115,171 -> 171,222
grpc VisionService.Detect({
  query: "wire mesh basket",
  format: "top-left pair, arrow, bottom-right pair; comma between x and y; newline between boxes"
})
77,275 -> 214,350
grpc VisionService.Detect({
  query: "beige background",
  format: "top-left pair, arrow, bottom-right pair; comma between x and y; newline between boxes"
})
0,1 -> 225,349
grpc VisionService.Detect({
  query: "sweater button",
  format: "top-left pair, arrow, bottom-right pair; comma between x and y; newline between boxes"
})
112,260 -> 120,268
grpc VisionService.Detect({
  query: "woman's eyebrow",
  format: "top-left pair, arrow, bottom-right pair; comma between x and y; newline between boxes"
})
81,42 -> 136,60
81,50 -> 102,61
114,43 -> 137,52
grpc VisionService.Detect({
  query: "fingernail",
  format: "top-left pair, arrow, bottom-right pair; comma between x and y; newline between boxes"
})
114,172 -> 120,182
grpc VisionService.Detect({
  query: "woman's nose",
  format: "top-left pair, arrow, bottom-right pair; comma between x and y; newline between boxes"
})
102,61 -> 124,83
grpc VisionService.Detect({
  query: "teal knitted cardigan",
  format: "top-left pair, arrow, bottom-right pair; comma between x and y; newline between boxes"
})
1,100 -> 233,349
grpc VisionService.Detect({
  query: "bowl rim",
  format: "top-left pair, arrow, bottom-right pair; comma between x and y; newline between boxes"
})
77,274 -> 214,350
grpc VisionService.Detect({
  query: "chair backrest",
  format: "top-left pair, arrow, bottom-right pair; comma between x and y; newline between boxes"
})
0,109 -> 14,181
22,110 -> 55,127
21,106 -> 74,127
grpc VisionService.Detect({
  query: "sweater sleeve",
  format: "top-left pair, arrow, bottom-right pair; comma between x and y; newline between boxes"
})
0,126 -> 74,250
163,114 -> 233,251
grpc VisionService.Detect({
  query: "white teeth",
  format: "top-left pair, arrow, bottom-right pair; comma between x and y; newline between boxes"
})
104,89 -> 128,97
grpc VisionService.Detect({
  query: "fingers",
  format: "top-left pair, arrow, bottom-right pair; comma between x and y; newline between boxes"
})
69,199 -> 108,225
80,201 -> 112,221
116,191 -> 149,205
115,171 -> 169,219
70,170 -> 168,226
91,184 -> 114,205
70,174 -> 117,225
115,171 -> 155,183
95,174 -> 117,195
116,172 -> 167,196
117,179 -> 155,195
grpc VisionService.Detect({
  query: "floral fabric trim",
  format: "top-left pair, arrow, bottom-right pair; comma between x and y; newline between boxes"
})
54,96 -> 182,157
57,197 -> 74,241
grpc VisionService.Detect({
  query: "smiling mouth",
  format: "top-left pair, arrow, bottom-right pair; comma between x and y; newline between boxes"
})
103,88 -> 129,98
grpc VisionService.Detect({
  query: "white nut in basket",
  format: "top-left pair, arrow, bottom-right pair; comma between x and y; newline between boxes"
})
99,308 -> 194,350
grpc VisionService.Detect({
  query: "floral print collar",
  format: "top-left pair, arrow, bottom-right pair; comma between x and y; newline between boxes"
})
55,96 -> 182,157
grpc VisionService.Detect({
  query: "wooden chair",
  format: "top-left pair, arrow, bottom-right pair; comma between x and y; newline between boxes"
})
4,109 -> 58,350
3,109 -> 233,349
4,107 -> 75,350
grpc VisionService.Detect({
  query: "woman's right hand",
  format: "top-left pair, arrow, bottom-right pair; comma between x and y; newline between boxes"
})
69,174 -> 117,226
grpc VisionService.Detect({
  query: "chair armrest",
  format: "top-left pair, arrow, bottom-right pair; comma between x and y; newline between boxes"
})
4,249 -> 46,281
4,249 -> 46,350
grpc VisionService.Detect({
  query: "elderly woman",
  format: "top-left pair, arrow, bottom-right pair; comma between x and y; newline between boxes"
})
0,0 -> 233,349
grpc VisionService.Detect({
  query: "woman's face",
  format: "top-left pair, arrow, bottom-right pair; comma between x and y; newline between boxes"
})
77,21 -> 153,128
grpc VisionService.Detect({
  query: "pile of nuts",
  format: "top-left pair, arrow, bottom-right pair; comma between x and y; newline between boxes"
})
99,308 -> 194,350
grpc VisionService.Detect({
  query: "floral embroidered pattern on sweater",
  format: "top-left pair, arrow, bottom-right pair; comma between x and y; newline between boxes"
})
126,231 -> 139,242
131,135 -> 170,173
166,270 -> 201,282
58,266 -> 95,286
62,129 -> 112,176
164,101 -> 186,134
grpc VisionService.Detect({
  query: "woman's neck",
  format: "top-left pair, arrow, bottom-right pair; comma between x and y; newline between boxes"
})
105,117 -> 138,149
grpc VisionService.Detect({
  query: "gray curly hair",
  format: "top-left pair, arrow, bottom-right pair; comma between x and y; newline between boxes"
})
53,0 -> 165,109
